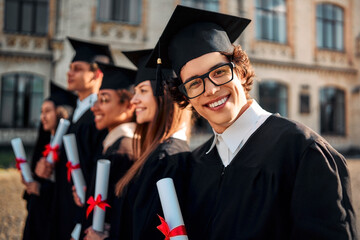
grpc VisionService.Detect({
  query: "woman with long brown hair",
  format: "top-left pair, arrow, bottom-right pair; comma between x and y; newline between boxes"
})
84,49 -> 192,240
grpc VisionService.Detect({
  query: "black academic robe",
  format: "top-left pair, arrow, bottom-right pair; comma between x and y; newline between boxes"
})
22,125 -> 54,240
184,115 -> 357,240
52,109 -> 107,240
80,136 -> 133,238
106,138 -> 191,240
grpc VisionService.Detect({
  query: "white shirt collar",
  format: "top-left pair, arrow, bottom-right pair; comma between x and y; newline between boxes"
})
77,93 -> 97,108
171,123 -> 188,141
72,93 -> 98,123
206,100 -> 271,154
103,122 -> 136,152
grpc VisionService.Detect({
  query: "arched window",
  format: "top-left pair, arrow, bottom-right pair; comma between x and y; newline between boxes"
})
255,0 -> 287,43
320,87 -> 345,135
259,81 -> 288,117
181,0 -> 219,11
0,73 -> 44,128
316,3 -> 344,51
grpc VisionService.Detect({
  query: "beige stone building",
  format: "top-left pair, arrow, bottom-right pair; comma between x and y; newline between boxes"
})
0,0 -> 359,153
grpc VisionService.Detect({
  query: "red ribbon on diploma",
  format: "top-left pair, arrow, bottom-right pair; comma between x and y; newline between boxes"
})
157,215 -> 187,240
86,194 -> 111,218
42,144 -> 60,162
66,162 -> 80,182
15,158 -> 26,170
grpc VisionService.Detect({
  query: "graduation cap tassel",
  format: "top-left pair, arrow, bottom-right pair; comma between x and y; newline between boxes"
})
155,44 -> 164,96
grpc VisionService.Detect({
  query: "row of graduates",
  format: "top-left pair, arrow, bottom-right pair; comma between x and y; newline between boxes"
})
21,37 -> 191,239
21,5 -> 357,240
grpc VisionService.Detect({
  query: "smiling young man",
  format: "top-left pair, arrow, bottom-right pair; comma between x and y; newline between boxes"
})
147,5 -> 357,240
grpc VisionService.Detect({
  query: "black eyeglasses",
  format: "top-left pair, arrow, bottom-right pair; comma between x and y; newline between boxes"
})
178,62 -> 235,99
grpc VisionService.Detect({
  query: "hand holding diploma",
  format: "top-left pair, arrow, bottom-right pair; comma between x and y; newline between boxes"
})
35,157 -> 54,179
11,138 -> 33,183
156,178 -> 188,240
43,118 -> 70,163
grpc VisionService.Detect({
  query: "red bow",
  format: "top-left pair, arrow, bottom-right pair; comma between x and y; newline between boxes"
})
42,144 -> 59,162
66,162 -> 80,182
15,158 -> 26,170
157,215 -> 187,240
86,194 -> 111,218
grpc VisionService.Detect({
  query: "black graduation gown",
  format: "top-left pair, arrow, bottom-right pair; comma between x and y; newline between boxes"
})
80,136 -> 133,238
22,125 -> 54,240
184,115 -> 357,240
52,109 -> 107,240
106,138 -> 191,240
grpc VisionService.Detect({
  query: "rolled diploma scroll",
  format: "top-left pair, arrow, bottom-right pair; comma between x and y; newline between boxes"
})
63,134 -> 86,204
93,159 -> 111,232
71,223 -> 81,240
46,118 -> 70,163
11,138 -> 33,182
157,178 -> 188,240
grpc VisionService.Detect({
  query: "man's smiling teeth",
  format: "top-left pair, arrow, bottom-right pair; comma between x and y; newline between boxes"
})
95,115 -> 103,120
208,96 -> 228,108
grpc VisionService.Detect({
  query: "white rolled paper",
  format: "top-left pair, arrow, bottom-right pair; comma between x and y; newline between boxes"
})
92,159 -> 111,232
71,223 -> 81,240
46,118 -> 70,163
11,138 -> 34,183
63,134 -> 86,204
157,178 -> 188,240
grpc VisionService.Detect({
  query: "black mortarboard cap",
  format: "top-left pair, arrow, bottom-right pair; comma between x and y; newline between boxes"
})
47,82 -> 77,108
97,62 -> 136,90
123,49 -> 175,96
146,5 -> 251,77
68,37 -> 114,64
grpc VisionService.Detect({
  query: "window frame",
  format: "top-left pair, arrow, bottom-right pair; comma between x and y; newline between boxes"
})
316,3 -> 344,51
97,0 -> 142,25
181,0 -> 219,11
0,73 -> 44,129
255,0 -> 287,44
258,81 -> 288,117
319,87 -> 346,136
4,0 -> 49,36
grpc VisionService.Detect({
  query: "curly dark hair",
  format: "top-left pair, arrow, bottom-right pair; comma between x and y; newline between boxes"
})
166,44 -> 255,109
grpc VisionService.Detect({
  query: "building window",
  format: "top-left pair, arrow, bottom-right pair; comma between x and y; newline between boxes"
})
299,94 -> 310,114
320,87 -> 345,135
255,0 -> 287,43
0,73 -> 44,128
98,0 -> 142,25
4,0 -> 49,35
316,3 -> 344,51
259,81 -> 288,117
181,0 -> 219,11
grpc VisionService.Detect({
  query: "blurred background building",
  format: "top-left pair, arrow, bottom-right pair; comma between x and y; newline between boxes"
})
0,0 -> 359,154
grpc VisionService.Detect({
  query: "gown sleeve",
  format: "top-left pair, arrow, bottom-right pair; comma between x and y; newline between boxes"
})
290,141 -> 357,239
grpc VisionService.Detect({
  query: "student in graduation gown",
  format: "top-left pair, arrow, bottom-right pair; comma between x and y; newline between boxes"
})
72,62 -> 137,238
22,82 -> 76,240
48,37 -> 112,240
84,49 -> 192,240
146,5 -> 358,240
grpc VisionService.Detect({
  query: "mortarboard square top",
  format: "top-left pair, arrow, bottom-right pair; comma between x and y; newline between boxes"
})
68,37 -> 114,64
123,49 -> 175,96
123,49 -> 156,87
48,82 -> 77,108
146,5 -> 251,77
97,62 -> 136,90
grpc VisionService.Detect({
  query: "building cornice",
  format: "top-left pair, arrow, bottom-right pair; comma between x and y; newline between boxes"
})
0,50 -> 52,60
251,57 -> 358,75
